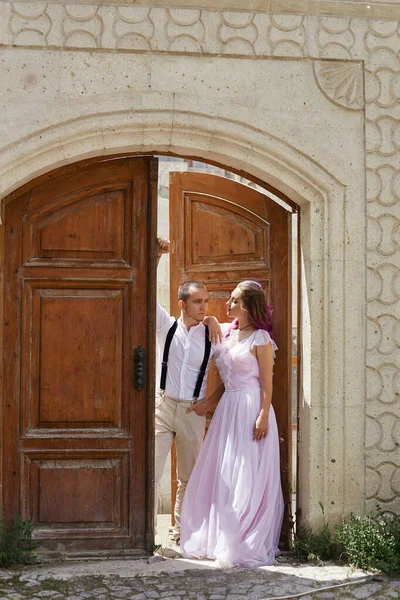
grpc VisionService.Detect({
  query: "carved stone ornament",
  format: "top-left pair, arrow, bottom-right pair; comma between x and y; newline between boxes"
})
313,60 -> 364,110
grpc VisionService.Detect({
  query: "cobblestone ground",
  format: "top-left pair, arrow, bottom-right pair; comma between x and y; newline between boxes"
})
0,555 -> 399,600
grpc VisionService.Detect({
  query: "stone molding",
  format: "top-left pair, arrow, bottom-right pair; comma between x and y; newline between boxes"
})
0,3 -> 398,60
0,2 -> 399,518
4,0 -> 400,20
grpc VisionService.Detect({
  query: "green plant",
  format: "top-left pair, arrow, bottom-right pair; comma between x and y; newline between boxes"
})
294,504 -> 400,575
337,511 -> 400,575
10,574 -> 21,585
0,513 -> 36,567
41,579 -> 70,594
293,503 -> 342,564
294,523 -> 341,564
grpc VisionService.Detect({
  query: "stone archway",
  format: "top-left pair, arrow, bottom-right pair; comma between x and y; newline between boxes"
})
0,103 -> 365,529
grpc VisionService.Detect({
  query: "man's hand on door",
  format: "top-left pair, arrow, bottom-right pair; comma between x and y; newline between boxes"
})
157,237 -> 171,265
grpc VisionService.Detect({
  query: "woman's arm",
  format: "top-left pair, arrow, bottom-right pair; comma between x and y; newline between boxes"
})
253,342 -> 274,441
186,383 -> 225,416
203,315 -> 223,344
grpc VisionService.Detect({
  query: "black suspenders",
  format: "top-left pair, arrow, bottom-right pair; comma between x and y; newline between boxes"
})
160,320 -> 178,392
160,320 -> 212,400
193,326 -> 212,399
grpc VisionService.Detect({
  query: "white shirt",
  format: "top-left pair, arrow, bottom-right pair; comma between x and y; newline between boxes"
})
156,302 -> 223,401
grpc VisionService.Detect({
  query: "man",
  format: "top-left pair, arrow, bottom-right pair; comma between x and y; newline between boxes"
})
155,237 -> 222,543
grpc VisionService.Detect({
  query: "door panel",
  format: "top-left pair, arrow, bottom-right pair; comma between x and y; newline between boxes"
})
169,172 -> 292,542
183,196 -> 270,270
22,453 -> 128,538
2,156 -> 157,553
23,285 -> 124,430
38,194 -> 124,257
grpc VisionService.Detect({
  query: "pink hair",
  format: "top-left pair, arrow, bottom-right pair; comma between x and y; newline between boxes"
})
225,281 -> 274,339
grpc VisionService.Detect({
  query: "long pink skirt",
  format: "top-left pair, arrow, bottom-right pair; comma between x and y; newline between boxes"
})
180,387 -> 284,568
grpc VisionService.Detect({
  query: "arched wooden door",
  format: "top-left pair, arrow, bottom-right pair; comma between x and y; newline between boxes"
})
169,172 -> 292,542
1,156 -> 158,554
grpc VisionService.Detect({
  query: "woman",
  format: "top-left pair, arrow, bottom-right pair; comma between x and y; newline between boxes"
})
180,281 -> 284,568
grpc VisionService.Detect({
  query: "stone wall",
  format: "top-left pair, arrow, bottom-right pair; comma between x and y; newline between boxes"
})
0,0 -> 398,523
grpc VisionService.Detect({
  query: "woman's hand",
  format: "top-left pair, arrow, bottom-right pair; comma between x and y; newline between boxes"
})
187,385 -> 224,417
203,315 -> 223,344
253,411 -> 269,441
186,400 -> 209,417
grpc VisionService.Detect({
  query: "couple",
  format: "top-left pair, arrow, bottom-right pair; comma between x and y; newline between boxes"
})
155,238 -> 283,568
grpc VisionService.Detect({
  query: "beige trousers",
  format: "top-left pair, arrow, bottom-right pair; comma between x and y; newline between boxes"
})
155,395 -> 206,536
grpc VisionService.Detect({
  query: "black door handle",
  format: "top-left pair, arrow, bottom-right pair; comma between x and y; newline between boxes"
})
134,346 -> 146,390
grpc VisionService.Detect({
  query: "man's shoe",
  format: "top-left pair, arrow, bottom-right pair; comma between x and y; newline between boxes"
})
169,530 -> 180,545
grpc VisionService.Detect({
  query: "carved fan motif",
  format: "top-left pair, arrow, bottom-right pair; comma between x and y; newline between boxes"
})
313,61 -> 364,110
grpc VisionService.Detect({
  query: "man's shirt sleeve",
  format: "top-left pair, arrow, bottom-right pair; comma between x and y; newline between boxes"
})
157,301 -> 172,332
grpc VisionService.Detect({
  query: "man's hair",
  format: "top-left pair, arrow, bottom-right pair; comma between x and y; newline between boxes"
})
178,281 -> 206,302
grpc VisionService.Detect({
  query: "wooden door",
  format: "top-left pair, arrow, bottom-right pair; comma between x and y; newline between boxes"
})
169,172 -> 292,542
1,156 -> 157,553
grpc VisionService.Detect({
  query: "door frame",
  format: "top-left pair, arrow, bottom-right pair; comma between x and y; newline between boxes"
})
0,152 -> 300,551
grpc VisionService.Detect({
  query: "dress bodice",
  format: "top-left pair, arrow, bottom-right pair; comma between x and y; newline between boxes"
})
216,328 -> 277,391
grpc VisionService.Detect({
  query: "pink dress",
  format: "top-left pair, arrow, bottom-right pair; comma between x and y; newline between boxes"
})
180,328 -> 284,568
